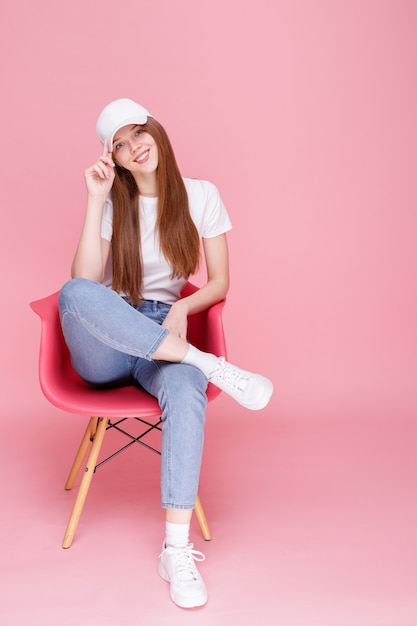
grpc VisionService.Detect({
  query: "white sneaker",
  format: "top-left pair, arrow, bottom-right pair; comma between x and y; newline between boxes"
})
209,357 -> 273,410
158,543 -> 208,608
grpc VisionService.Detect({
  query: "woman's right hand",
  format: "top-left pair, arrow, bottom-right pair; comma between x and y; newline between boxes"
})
84,140 -> 115,197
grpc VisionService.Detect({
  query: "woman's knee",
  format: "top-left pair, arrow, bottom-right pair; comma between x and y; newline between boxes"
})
58,277 -> 94,310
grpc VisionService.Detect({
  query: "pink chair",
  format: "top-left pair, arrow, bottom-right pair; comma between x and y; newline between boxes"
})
30,282 -> 226,548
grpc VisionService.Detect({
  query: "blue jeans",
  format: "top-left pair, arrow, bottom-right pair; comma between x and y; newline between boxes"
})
58,278 -> 208,510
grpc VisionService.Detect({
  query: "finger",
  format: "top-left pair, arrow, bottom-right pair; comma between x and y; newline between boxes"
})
94,157 -> 115,175
99,153 -> 115,168
92,162 -> 111,179
99,162 -> 114,179
91,164 -> 106,179
104,139 -> 114,160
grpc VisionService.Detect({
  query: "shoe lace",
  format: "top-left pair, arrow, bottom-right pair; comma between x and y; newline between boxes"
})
162,544 -> 205,581
214,359 -> 248,394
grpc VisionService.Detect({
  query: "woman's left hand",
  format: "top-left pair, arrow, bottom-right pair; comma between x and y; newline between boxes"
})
162,301 -> 188,340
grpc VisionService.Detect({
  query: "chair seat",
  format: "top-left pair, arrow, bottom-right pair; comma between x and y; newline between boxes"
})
49,379 -> 162,418
45,374 -> 219,419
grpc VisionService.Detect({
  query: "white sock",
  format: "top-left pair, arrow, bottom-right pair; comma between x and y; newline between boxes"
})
165,521 -> 190,549
181,345 -> 219,378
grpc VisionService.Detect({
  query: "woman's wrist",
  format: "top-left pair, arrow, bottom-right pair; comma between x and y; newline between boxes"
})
172,298 -> 189,316
87,192 -> 107,204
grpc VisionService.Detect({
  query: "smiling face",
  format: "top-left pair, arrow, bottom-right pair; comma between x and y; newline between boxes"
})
112,124 -> 159,182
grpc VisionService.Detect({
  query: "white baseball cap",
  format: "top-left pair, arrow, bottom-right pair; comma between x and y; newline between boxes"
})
96,98 -> 153,147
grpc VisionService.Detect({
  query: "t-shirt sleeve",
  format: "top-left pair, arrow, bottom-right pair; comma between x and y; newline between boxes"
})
199,181 -> 233,238
101,196 -> 113,242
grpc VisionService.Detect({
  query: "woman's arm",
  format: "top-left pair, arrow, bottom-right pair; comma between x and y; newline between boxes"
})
71,198 -> 111,281
71,141 -> 114,281
162,233 -> 229,340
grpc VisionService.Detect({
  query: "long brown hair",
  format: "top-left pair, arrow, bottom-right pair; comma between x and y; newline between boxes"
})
110,117 -> 200,303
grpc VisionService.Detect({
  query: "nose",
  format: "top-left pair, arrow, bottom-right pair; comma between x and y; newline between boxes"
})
130,136 -> 142,153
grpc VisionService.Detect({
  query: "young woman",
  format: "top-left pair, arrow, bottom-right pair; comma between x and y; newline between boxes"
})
58,98 -> 273,608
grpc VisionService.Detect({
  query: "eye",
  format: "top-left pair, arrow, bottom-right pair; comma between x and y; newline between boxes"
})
134,128 -> 144,136
114,142 -> 124,150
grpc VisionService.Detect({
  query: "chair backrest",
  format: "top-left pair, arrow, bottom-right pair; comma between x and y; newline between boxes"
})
180,282 -> 227,355
30,283 -> 227,418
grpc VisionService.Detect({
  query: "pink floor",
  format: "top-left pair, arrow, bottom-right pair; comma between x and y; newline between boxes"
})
2,393 -> 416,625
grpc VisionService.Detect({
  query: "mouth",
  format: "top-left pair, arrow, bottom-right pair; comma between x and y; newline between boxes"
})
134,149 -> 150,164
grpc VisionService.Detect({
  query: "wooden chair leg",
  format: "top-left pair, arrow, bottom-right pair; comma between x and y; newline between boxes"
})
65,417 -> 99,490
194,494 -> 211,541
62,417 -> 108,549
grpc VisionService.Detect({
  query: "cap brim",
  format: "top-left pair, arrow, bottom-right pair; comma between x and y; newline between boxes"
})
106,113 -> 149,147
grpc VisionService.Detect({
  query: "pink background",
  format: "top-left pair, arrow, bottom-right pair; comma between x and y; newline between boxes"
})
1,1 -> 417,624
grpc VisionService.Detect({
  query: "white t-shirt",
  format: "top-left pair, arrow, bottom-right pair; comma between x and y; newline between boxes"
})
101,177 -> 232,304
